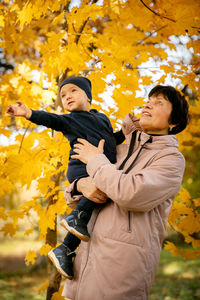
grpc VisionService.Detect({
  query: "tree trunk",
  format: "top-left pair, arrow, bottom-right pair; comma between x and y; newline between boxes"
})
45,172 -> 62,299
46,227 -> 62,300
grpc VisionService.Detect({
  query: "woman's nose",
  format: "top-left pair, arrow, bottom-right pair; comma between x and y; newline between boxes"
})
143,101 -> 153,108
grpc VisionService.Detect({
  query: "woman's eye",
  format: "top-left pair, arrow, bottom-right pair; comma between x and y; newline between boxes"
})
72,89 -> 76,92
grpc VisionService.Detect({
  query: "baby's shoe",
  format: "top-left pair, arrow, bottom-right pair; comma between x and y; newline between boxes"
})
48,244 -> 75,279
60,210 -> 90,242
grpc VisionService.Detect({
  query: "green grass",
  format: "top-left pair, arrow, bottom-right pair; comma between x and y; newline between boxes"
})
0,270 -> 46,300
0,237 -> 46,300
150,249 -> 200,300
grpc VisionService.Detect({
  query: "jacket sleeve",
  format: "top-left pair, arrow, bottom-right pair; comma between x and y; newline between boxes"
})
86,152 -> 185,212
29,110 -> 73,133
64,180 -> 82,209
122,113 -> 142,136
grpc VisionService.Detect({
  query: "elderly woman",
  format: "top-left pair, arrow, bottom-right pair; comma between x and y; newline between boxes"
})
62,85 -> 189,300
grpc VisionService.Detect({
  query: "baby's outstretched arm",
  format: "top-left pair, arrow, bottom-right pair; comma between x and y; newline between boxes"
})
7,101 -> 77,134
6,101 -> 32,119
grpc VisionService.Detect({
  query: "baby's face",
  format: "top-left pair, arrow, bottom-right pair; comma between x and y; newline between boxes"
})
60,83 -> 91,112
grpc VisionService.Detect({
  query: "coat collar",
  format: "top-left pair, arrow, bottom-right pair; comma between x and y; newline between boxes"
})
136,130 -> 179,149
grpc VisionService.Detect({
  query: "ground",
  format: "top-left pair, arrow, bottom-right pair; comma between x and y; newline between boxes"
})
0,237 -> 200,300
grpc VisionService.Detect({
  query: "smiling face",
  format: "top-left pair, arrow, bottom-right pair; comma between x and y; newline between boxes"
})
139,94 -> 175,135
60,83 -> 91,112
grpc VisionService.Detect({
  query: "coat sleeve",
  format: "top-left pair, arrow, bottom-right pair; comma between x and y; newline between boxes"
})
29,110 -> 73,133
64,180 -> 82,209
86,152 -> 185,212
122,113 -> 142,136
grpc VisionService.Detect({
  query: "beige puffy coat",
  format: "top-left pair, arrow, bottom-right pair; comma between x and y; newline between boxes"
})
62,114 -> 185,300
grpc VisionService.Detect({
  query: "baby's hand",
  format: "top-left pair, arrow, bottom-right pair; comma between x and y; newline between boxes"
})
6,101 -> 32,119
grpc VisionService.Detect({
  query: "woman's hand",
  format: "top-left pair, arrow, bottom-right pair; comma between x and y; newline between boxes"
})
6,101 -> 32,119
71,138 -> 105,164
77,177 -> 107,204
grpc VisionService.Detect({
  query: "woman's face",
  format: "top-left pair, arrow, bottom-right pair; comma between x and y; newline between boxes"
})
139,93 -> 174,135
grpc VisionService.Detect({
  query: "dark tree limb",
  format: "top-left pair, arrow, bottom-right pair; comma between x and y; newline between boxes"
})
73,17 -> 90,45
46,171 -> 63,300
18,124 -> 31,154
140,0 -> 176,22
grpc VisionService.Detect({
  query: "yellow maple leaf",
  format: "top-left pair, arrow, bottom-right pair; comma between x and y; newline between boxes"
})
5,154 -> 23,181
24,228 -> 34,236
38,279 -> 49,294
141,76 -> 153,85
177,187 -> 191,204
110,0 -> 121,15
25,250 -> 37,266
193,198 -> 200,208
17,62 -> 33,81
52,287 -> 65,300
37,212 -> 52,238
179,248 -> 200,260
179,215 -> 200,235
52,11 -> 65,26
20,200 -> 37,212
164,241 -> 179,257
40,244 -> 52,256
17,0 -> 50,30
0,15 -> 4,27
0,207 -> 7,220
8,210 -> 24,224
185,235 -> 200,249
0,128 -> 12,138
0,223 -> 19,237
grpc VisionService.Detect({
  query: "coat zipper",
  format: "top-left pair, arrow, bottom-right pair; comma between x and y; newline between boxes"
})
127,211 -> 132,232
75,209 -> 100,299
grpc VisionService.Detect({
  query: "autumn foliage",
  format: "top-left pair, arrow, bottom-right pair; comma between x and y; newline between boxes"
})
0,0 -> 200,297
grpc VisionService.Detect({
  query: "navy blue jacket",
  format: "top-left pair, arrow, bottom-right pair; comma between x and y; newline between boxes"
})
29,109 -> 122,183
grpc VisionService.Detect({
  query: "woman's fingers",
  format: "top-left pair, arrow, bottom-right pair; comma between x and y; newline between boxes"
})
88,194 -> 107,203
74,139 -> 105,153
89,189 -> 107,203
77,177 -> 107,203
96,189 -> 107,199
92,197 -> 107,204
72,138 -> 105,164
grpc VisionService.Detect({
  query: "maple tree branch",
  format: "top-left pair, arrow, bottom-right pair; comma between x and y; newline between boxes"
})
140,0 -> 176,23
74,17 -> 90,45
135,25 -> 167,45
18,124 -> 31,154
80,40 -> 94,59
191,26 -> 200,29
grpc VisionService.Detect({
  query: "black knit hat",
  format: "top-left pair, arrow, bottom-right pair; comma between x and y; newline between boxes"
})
59,76 -> 92,101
